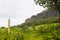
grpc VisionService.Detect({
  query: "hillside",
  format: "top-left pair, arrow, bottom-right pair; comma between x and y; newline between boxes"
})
0,23 -> 60,40
25,9 -> 59,24
17,9 -> 59,28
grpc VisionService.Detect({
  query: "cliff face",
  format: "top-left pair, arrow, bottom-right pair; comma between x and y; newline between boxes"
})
25,9 -> 59,24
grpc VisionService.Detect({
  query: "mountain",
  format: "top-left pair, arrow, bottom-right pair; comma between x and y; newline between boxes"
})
16,9 -> 59,28
25,9 -> 59,25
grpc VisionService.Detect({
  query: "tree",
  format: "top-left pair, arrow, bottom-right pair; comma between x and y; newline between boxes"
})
34,0 -> 60,14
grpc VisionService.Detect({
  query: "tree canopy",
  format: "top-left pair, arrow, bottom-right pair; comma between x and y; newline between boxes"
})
34,0 -> 60,12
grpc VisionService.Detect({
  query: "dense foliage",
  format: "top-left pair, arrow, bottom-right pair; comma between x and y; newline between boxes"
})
0,23 -> 60,40
34,0 -> 60,12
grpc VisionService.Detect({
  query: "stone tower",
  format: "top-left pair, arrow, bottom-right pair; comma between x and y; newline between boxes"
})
8,19 -> 10,33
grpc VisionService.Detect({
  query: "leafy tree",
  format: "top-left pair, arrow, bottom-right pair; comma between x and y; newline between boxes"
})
34,0 -> 60,14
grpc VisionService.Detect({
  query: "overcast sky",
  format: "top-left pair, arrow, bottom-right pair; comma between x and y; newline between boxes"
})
0,0 -> 46,27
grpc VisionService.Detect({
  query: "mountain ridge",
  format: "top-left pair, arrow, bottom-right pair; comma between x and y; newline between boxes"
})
25,9 -> 59,24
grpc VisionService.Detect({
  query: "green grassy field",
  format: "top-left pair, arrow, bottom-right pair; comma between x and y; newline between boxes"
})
0,23 -> 60,40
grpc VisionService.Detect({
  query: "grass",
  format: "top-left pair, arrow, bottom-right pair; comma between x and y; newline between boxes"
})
0,23 -> 60,40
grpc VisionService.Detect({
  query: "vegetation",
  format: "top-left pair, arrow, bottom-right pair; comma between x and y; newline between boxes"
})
34,0 -> 60,13
0,23 -> 60,40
